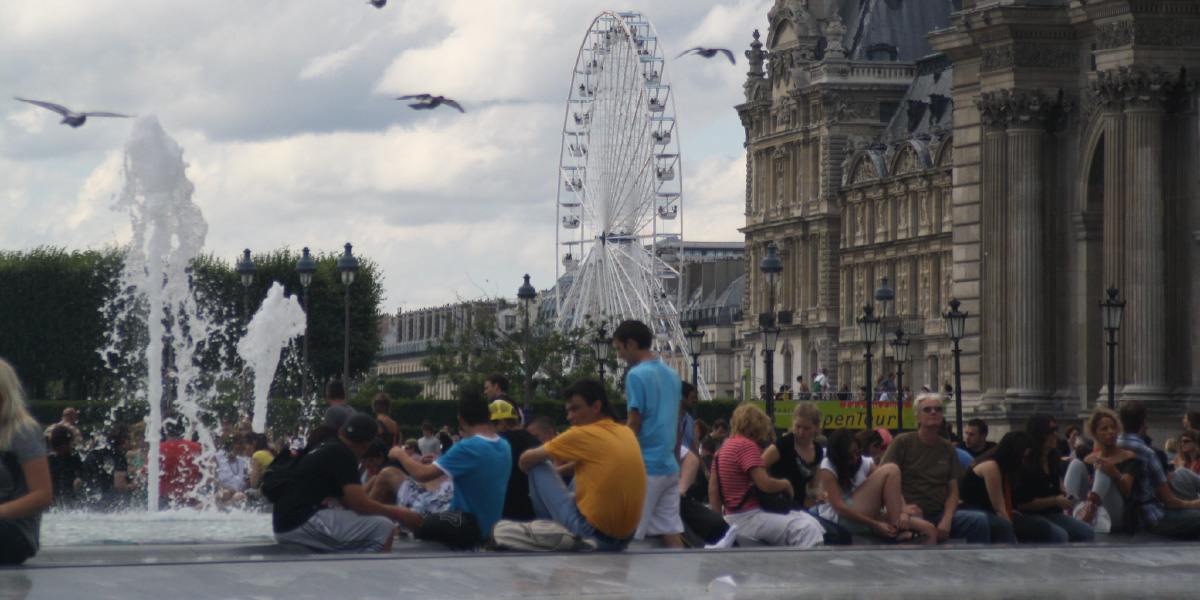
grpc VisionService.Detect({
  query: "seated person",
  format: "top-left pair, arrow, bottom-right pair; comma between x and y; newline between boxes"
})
1118,400 -> 1200,538
387,390 -> 511,547
816,429 -> 935,544
709,404 -> 824,548
761,402 -> 824,510
1172,429 -> 1200,474
958,431 -> 1030,543
47,425 -> 84,509
272,414 -> 420,553
367,454 -> 454,536
678,444 -> 728,545
518,378 -> 646,551
490,399 -> 539,521
214,434 -> 250,509
245,433 -> 275,490
1064,408 -> 1138,531
1011,414 -> 1094,543
881,394 -> 989,544
81,424 -> 135,509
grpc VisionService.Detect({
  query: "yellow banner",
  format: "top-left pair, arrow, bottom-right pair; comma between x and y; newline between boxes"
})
751,399 -> 917,431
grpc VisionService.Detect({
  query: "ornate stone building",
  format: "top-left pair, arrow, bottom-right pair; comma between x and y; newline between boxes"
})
740,0 -> 1200,430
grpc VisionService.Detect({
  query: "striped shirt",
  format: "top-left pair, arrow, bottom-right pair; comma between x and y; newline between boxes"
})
715,435 -> 765,514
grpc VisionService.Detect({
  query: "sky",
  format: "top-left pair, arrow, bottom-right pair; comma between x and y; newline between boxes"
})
0,0 -> 770,313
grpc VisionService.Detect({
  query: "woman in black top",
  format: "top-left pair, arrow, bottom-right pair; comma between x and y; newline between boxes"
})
1011,414 -> 1094,542
761,403 -> 851,545
960,431 -> 1032,543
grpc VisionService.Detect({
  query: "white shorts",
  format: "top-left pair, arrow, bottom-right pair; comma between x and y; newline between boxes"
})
635,472 -> 684,538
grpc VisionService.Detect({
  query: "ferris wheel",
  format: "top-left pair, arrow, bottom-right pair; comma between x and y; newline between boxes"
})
554,11 -> 699,389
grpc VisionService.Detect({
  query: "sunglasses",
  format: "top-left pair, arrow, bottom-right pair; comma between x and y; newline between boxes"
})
921,405 -> 944,413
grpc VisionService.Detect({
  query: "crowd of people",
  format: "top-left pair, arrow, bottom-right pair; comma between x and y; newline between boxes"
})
6,328 -> 1200,563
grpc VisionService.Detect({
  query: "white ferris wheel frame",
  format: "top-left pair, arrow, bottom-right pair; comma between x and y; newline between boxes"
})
554,10 -> 707,397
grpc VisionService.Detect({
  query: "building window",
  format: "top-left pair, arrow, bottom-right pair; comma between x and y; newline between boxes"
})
867,44 -> 898,62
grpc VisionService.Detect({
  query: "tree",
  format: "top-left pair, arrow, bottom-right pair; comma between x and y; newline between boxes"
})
423,300 -> 604,403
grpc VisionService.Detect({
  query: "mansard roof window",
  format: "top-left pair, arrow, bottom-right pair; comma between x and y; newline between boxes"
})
867,44 -> 898,62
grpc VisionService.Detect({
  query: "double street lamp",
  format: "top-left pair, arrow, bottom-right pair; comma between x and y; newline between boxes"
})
891,329 -> 910,433
1099,287 -> 1126,410
295,247 -> 317,400
759,243 -> 783,428
684,322 -> 704,385
857,305 -> 880,429
337,243 -> 359,385
517,274 -> 538,411
943,298 -> 967,437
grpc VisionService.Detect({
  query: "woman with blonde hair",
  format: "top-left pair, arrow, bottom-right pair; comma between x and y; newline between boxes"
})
1063,407 -> 1138,532
0,358 -> 52,564
709,404 -> 824,547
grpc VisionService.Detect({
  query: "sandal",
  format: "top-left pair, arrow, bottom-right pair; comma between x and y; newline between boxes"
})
889,529 -> 928,544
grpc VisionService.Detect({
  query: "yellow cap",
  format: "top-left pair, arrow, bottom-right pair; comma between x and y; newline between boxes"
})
489,399 -> 517,421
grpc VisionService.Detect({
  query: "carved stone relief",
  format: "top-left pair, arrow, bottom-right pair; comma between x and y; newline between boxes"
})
1096,20 -> 1200,51
919,256 -> 931,320
981,44 -> 1077,73
976,88 -> 1068,132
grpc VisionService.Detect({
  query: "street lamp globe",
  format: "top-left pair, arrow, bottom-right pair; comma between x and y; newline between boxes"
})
943,298 -> 967,341
593,326 -> 611,361
296,247 -> 317,289
337,243 -> 359,287
759,242 -> 782,291
236,249 -> 257,289
684,322 -> 704,355
891,329 -> 910,363
1100,286 -> 1125,332
857,304 -> 880,344
517,274 -> 538,310
762,325 -> 780,351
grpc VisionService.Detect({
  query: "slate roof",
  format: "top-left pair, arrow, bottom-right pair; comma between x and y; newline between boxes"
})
836,0 -> 956,62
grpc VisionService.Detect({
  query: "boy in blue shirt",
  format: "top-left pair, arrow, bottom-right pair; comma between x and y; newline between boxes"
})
389,390 -> 511,547
614,319 -> 683,548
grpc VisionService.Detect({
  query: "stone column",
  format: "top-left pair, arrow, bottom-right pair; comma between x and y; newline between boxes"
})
977,92 -> 1009,397
1123,82 -> 1170,398
1006,125 -> 1045,396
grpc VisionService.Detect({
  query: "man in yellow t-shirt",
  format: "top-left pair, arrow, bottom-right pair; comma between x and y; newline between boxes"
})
518,378 -> 646,550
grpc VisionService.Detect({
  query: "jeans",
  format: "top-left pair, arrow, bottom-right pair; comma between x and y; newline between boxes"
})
527,461 -> 629,551
1012,511 -> 1095,543
959,506 -> 1016,543
1154,508 -> 1200,539
1064,458 -> 1127,531
924,508 -> 990,543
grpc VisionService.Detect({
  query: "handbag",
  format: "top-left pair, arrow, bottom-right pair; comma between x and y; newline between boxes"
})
714,453 -> 791,514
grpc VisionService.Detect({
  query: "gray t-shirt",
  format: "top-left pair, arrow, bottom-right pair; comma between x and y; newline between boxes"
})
1,421 -> 46,553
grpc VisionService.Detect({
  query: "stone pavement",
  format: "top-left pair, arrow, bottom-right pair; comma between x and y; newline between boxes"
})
5,540 -> 1200,599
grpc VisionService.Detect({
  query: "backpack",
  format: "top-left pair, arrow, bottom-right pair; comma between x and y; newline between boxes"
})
260,445 -> 313,503
490,519 -> 597,552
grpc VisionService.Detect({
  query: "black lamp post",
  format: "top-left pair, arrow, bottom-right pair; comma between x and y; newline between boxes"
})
943,298 -> 967,437
891,328 -> 910,433
236,249 -> 257,410
858,305 -> 880,429
336,243 -> 359,385
684,322 -> 704,385
759,242 -> 783,428
295,247 -> 317,400
517,274 -> 538,411
875,276 -> 894,387
1099,286 -> 1126,410
593,325 -> 610,380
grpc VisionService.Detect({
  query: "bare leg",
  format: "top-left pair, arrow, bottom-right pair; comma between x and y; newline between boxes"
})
368,467 -> 407,504
848,463 -> 902,525
659,533 -> 683,549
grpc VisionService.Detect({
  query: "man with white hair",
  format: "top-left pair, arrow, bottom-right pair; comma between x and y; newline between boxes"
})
881,393 -> 989,543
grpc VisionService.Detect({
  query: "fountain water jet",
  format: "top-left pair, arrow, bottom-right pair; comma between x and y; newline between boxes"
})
238,282 -> 307,433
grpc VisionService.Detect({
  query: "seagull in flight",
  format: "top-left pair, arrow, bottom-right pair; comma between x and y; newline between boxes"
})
676,47 -> 736,65
396,94 -> 465,113
14,97 -> 131,128
367,0 -> 386,8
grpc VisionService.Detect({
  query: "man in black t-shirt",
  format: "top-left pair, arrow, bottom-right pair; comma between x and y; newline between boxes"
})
273,414 -> 422,553
490,399 -> 539,520
963,419 -> 997,459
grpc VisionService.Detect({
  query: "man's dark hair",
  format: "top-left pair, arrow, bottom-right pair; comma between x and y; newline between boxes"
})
681,381 -> 696,399
713,418 -> 729,431
561,378 -> 617,420
613,320 -> 652,350
372,393 -> 391,414
422,420 -> 434,433
967,418 -> 988,438
1187,411 -> 1200,428
526,414 -> 555,431
326,379 -> 346,400
1120,400 -> 1147,433
458,389 -> 491,426
485,373 -> 510,393
160,418 -> 184,440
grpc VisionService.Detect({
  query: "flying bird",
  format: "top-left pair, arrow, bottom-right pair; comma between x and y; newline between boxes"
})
676,47 -> 736,66
14,97 -> 131,128
396,94 -> 465,113
367,0 -> 386,8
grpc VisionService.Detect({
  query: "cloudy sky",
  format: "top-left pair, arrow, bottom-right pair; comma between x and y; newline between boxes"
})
0,0 -> 769,313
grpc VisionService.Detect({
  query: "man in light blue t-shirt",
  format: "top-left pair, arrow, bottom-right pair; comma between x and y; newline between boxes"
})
389,390 -> 511,546
614,319 -> 683,548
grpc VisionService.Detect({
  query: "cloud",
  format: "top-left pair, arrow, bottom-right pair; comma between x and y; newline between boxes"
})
298,36 -> 376,81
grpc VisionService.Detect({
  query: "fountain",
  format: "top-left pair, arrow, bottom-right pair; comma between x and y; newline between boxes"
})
45,116 -> 303,544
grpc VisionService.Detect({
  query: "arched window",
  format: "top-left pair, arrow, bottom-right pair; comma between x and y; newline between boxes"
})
867,44 -> 899,62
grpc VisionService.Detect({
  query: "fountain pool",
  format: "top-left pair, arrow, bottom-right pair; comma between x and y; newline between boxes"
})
40,509 -> 273,547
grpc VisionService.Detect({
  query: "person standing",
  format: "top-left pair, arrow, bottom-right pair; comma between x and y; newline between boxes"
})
417,422 -> 441,457
614,319 -> 683,548
0,358 -> 51,565
323,379 -> 356,429
679,382 -> 698,453
372,393 -> 398,448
